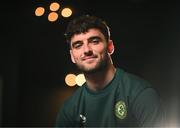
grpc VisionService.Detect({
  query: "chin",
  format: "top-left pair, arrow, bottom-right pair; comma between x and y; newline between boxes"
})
76,58 -> 108,74
79,64 -> 107,74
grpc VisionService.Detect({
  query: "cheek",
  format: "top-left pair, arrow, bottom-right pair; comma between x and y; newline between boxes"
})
70,50 -> 80,63
100,49 -> 109,59
97,46 -> 108,56
71,52 -> 81,61
93,44 -> 106,52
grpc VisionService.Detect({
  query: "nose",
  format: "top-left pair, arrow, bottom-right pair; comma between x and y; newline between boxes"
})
83,44 -> 93,56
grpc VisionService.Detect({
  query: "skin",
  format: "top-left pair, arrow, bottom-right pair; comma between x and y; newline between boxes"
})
70,28 -> 116,91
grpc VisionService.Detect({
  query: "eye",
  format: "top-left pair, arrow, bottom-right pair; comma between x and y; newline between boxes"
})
72,42 -> 83,49
90,38 -> 100,44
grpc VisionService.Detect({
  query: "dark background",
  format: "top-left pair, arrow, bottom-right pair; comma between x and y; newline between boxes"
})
0,0 -> 180,127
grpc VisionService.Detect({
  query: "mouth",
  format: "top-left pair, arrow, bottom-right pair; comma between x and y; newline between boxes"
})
82,56 -> 97,61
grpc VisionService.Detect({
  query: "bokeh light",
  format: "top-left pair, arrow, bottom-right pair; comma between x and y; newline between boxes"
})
48,12 -> 58,22
35,2 -> 73,22
50,2 -> 60,11
65,74 -> 76,87
35,7 -> 45,16
61,8 -> 72,18
75,74 -> 86,86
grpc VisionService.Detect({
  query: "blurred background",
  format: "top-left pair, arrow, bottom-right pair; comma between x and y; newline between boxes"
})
0,0 -> 180,127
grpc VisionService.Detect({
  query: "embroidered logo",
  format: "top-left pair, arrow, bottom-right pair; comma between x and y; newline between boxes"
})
79,114 -> 86,124
115,101 -> 127,119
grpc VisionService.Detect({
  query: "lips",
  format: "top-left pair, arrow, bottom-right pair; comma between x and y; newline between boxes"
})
82,56 -> 97,61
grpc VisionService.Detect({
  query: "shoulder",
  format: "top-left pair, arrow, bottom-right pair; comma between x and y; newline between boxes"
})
117,68 -> 151,90
56,85 -> 85,120
63,85 -> 85,109
116,69 -> 164,126
116,68 -> 155,102
55,86 -> 85,127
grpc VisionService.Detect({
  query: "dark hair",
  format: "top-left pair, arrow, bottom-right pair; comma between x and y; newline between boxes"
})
64,15 -> 111,44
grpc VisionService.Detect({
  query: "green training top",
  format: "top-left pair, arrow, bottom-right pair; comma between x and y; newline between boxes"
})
55,68 -> 164,127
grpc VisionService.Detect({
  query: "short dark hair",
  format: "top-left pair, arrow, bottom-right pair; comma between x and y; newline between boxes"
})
64,15 -> 111,44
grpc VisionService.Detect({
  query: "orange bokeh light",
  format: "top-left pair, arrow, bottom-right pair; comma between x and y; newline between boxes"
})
35,7 -> 45,16
50,2 -> 60,11
48,12 -> 58,22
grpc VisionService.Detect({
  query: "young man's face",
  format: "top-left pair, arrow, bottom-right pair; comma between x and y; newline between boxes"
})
70,28 -> 114,73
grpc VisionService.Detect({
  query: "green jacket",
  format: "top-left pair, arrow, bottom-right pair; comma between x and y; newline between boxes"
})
56,68 -> 165,127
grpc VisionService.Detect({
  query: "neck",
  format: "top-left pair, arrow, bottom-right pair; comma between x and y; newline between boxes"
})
84,64 -> 116,92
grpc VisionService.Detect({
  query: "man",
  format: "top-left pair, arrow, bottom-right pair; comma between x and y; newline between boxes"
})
55,15 -> 165,127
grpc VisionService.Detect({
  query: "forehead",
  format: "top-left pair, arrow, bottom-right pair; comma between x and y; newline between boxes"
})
70,28 -> 105,43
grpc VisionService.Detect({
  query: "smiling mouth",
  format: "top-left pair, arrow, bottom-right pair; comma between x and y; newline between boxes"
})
82,56 -> 97,61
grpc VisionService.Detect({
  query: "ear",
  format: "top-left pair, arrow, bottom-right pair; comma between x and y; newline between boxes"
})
70,50 -> 76,63
107,40 -> 114,55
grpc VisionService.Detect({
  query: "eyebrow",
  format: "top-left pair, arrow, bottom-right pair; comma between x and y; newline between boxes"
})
71,36 -> 102,47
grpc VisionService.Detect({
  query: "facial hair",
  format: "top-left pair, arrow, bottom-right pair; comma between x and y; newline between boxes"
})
75,52 -> 110,74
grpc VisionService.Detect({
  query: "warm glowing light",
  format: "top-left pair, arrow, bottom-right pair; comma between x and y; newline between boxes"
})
48,12 -> 58,22
75,74 -> 86,86
50,2 -> 60,11
65,74 -> 76,86
35,7 -> 45,16
61,8 -> 72,18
